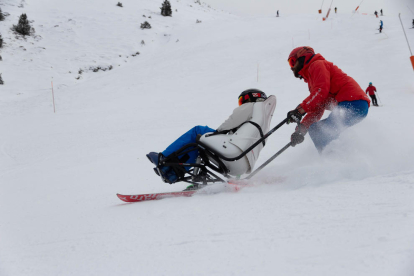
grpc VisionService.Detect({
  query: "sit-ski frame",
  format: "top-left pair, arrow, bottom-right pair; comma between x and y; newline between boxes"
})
160,119 -> 292,185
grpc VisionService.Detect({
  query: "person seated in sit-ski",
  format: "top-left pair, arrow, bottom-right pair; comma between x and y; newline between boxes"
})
147,89 -> 277,184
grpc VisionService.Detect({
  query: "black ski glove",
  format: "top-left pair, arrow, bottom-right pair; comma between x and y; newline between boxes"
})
287,109 -> 303,124
290,124 -> 307,147
291,132 -> 304,146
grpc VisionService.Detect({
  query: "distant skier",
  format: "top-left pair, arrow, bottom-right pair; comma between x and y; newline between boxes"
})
365,82 -> 378,106
276,10 -> 279,17
374,11 -> 378,18
335,7 -> 337,13
147,89 -> 276,184
286,46 -> 370,153
379,20 -> 383,33
380,9 -> 383,16
412,19 -> 414,28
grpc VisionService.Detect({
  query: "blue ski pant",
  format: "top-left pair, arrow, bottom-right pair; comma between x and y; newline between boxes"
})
162,125 -> 216,165
308,100 -> 369,153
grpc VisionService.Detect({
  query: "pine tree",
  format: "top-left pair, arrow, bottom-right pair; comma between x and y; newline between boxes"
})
12,13 -> 32,36
160,0 -> 172,16
140,21 -> 151,29
0,8 -> 5,21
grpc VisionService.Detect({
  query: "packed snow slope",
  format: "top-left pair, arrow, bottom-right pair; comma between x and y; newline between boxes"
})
1,0 -> 414,275
204,0 -> 414,16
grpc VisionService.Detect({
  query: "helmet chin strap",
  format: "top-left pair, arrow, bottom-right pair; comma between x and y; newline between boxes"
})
293,70 -> 302,79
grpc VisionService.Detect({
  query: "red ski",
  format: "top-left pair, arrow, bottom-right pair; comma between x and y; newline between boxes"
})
117,190 -> 197,202
117,181 -> 251,203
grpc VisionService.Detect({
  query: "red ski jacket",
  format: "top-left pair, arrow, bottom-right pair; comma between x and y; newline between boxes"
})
365,86 -> 376,96
298,54 -> 371,129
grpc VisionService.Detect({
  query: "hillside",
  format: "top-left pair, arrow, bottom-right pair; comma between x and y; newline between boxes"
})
0,0 -> 414,275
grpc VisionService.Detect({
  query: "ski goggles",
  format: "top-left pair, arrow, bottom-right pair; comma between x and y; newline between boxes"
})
288,57 -> 296,68
238,92 -> 266,106
238,95 -> 246,106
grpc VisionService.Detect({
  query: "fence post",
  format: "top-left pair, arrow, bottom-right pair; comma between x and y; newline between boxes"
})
51,80 -> 56,113
398,13 -> 414,71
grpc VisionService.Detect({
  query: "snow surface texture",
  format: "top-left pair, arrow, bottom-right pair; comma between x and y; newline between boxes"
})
1,0 -> 414,275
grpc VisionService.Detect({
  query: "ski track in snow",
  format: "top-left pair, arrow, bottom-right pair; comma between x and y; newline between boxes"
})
0,0 -> 414,275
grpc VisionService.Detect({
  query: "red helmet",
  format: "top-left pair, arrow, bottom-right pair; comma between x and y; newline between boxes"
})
288,46 -> 315,68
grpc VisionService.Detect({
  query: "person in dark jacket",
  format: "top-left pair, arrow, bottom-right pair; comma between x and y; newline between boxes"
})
286,46 -> 370,153
365,82 -> 378,106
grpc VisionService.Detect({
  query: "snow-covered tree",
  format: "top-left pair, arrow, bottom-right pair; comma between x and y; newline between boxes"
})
160,0 -> 172,16
12,13 -> 33,36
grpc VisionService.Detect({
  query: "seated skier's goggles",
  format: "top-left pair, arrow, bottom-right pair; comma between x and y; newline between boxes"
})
238,92 -> 266,106
288,57 -> 296,68
238,95 -> 246,106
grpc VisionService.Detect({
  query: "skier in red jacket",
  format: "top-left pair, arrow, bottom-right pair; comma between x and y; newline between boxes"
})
286,46 -> 370,153
365,82 -> 378,106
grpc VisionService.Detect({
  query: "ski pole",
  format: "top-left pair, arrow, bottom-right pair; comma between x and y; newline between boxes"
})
375,92 -> 383,105
246,142 -> 291,180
